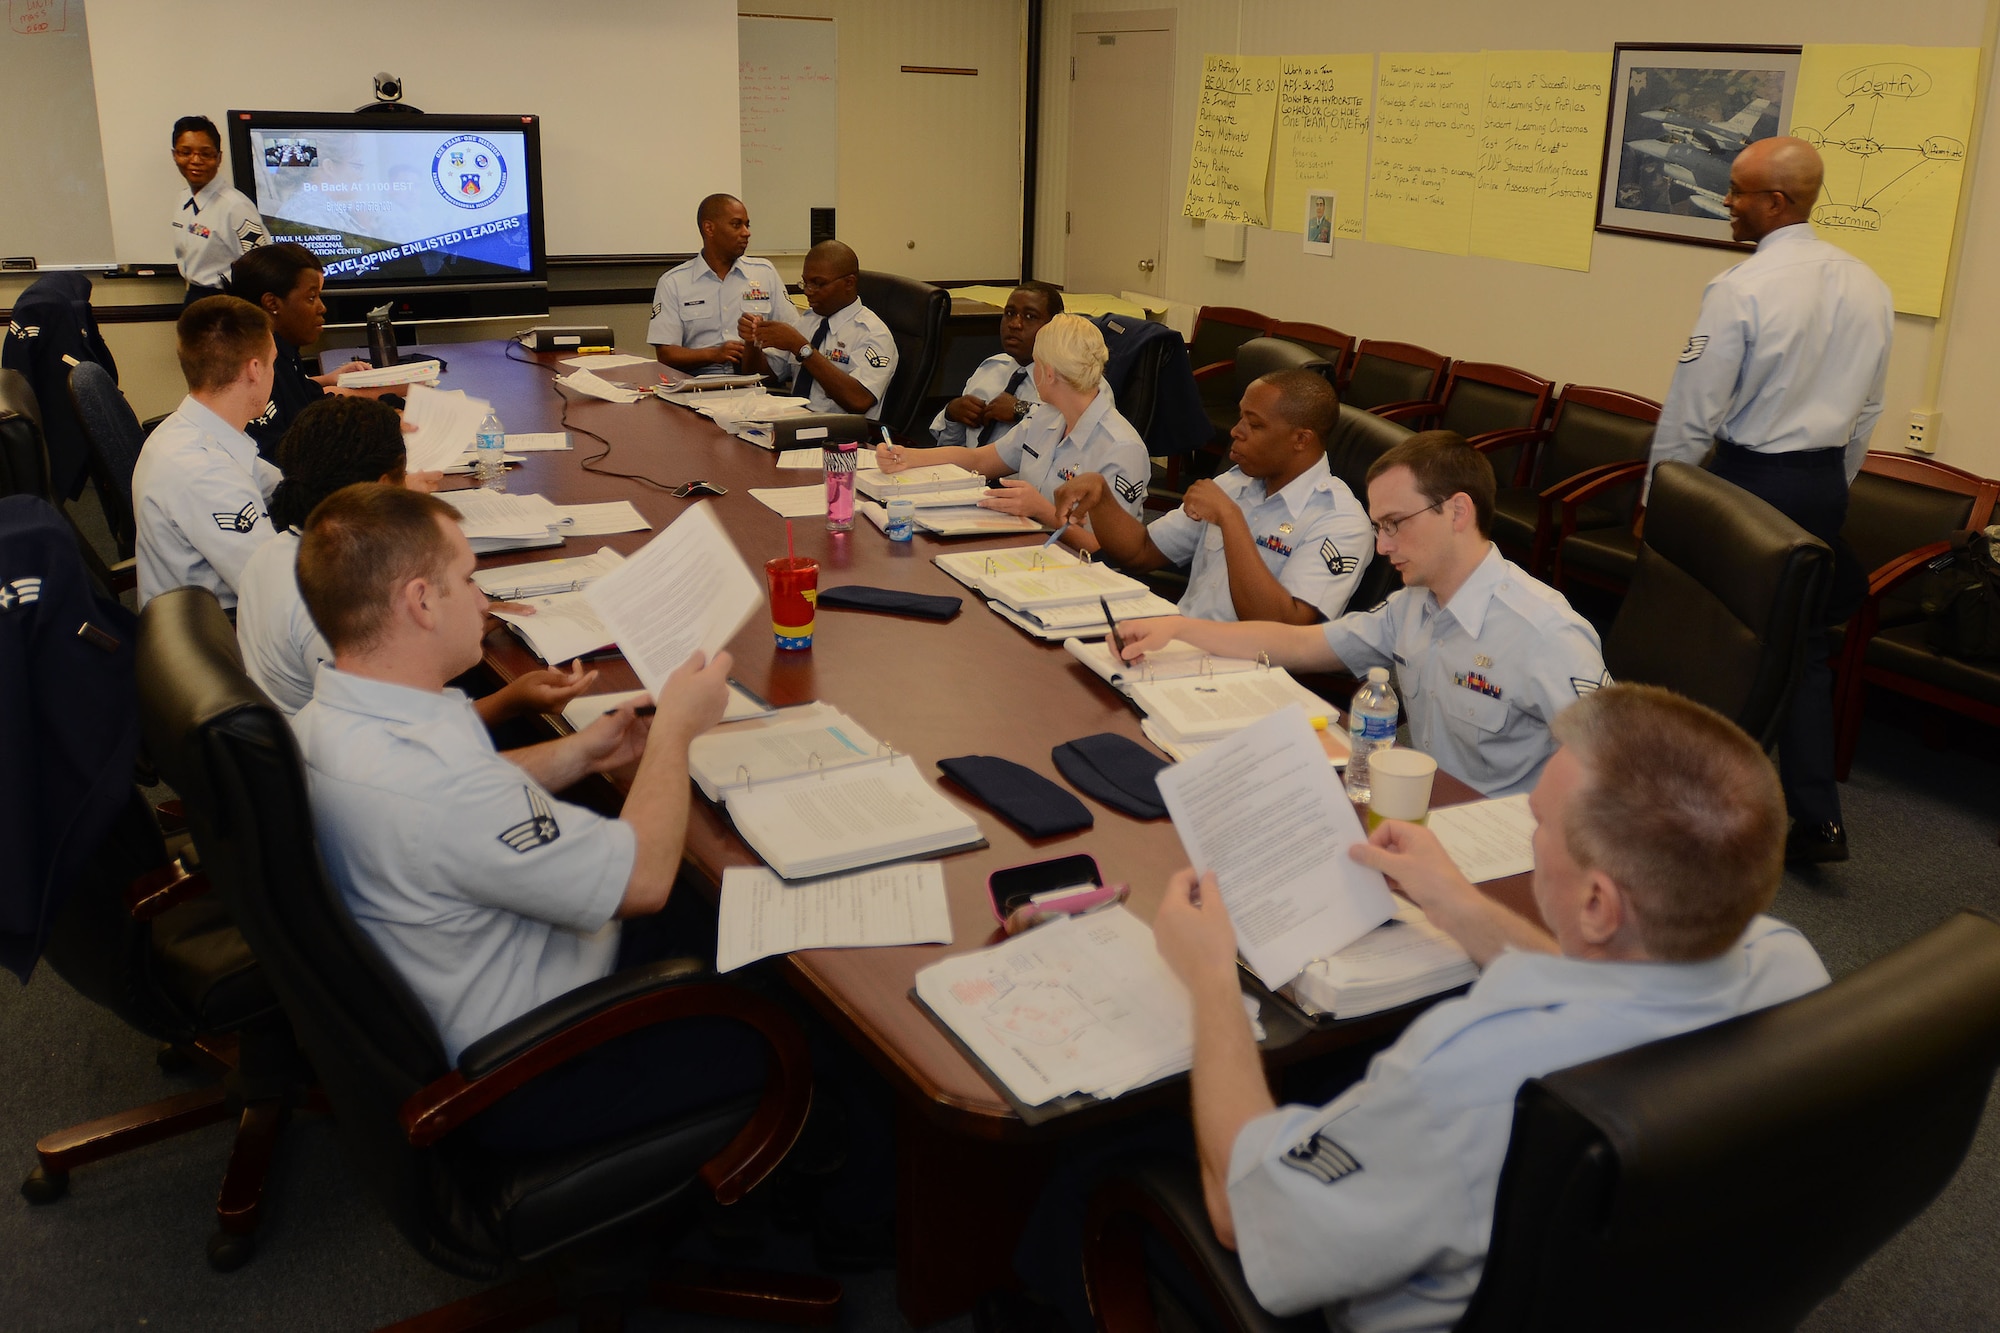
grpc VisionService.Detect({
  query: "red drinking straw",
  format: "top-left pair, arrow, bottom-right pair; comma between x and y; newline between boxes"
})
786,519 -> 795,566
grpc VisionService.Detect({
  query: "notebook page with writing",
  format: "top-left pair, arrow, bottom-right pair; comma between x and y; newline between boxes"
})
582,503 -> 762,696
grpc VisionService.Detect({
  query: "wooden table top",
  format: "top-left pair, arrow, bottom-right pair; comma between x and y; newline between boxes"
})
442,340 -> 1540,1138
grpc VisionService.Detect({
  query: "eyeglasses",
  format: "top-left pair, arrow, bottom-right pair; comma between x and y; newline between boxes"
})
799,275 -> 850,295
173,147 -> 221,162
1370,498 -> 1444,538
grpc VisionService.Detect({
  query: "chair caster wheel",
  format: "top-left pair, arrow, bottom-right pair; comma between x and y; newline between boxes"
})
156,1044 -> 195,1074
21,1166 -> 69,1204
207,1230 -> 255,1272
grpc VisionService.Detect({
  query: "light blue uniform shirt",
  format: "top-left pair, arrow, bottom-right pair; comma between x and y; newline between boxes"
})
235,530 -> 329,716
930,351 -> 1041,449
293,668 -> 635,1063
1653,223 -> 1894,482
1147,456 -> 1373,622
791,298 -> 899,420
994,383 -> 1150,522
1322,545 -> 1605,797
132,395 -> 281,609
171,177 -> 266,289
646,254 -> 794,375
1228,916 -> 1829,1331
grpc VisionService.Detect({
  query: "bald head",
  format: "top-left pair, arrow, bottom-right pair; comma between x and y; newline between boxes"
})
1731,137 -> 1822,232
804,240 -> 859,279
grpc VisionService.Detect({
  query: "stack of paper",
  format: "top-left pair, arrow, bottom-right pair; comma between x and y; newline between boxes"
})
778,446 -> 876,470
1427,795 -> 1537,883
665,388 -> 816,438
935,545 -> 1084,589
336,360 -> 442,389
717,863 -> 954,973
558,368 -> 648,403
555,501 -> 651,536
489,592 -> 615,664
977,563 -> 1149,609
560,353 -> 653,370
952,561 -> 1176,641
1130,670 -> 1339,747
560,680 -> 778,732
1156,707 -> 1393,988
725,755 -> 984,880
403,385 -> 494,473
687,702 -> 887,801
990,594 -> 1179,641
1063,637 -> 1263,693
914,907 -> 1195,1106
474,547 -> 625,600
435,488 -> 568,553
749,485 -> 829,519
1284,900 -> 1478,1019
856,463 -> 987,504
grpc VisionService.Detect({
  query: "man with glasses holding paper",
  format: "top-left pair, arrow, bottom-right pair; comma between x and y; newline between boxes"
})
1115,432 -> 1604,798
289,483 -> 767,1151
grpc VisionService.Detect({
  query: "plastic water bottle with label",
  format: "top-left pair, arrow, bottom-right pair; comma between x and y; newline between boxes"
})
474,409 -> 507,491
1344,666 -> 1399,804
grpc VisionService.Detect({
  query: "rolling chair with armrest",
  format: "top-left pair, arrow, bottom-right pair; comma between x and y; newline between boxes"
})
1084,908 -> 2000,1333
1188,306 -> 1275,442
855,270 -> 949,440
1829,452 -> 2000,779
0,369 -> 130,593
1489,385 -> 1658,578
1176,337 -> 1333,491
1600,461 -> 1829,751
67,361 -> 145,593
1340,340 -> 1449,417
135,587 -> 839,1329
1266,320 -> 1355,384
1373,362 -> 1554,488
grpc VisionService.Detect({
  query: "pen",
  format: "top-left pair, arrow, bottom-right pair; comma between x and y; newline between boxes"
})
1100,595 -> 1127,660
1041,502 -> 1074,548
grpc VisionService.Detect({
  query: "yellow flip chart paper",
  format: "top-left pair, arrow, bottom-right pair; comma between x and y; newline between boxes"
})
1273,55 -> 1375,238
1469,51 -> 1610,271
1791,45 -> 1979,318
1367,53 -> 1481,255
1184,54 -> 1282,225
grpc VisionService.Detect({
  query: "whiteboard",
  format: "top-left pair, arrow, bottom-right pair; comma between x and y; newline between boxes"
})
80,0 -> 740,262
739,14 -> 838,253
0,1 -> 114,266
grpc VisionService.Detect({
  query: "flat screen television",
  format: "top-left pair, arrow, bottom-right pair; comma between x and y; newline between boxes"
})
227,110 -> 549,326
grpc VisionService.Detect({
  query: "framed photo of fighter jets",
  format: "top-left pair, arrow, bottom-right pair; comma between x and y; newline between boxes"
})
1598,43 -> 1803,250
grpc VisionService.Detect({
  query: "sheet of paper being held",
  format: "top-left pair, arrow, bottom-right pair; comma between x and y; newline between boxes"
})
1155,705 -> 1394,988
581,502 -> 763,696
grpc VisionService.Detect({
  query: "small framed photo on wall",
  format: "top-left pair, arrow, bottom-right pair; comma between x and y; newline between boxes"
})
1303,189 -> 1335,256
1597,43 -> 1803,250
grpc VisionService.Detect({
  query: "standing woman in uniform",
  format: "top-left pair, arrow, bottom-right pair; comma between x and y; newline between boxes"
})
169,115 -> 268,306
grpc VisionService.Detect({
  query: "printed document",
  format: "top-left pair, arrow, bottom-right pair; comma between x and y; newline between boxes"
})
560,681 -> 777,732
1427,794 -> 1537,883
1156,707 -> 1393,987
716,863 -> 954,973
749,485 -> 829,519
582,503 -> 762,696
555,501 -> 651,535
914,906 -> 1195,1105
403,385 -> 492,472
489,592 -> 615,664
473,547 -> 624,600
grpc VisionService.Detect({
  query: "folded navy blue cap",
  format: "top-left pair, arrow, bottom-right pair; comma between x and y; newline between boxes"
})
1051,733 -> 1170,820
937,755 -> 1093,839
816,584 -> 962,621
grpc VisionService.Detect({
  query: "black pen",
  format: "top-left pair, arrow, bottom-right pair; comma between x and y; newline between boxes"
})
1100,595 -> 1127,661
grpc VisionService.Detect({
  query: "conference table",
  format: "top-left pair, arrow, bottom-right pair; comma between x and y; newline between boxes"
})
428,340 -> 1540,1324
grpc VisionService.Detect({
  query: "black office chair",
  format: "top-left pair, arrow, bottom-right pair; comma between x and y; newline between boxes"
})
1183,337 -> 1333,483
67,361 -> 144,565
1490,385 -> 1659,579
0,368 -> 52,500
1601,461 -> 1830,751
1084,909 -> 2000,1333
1341,340 -> 1449,416
1323,406 -> 1410,611
855,270 -> 948,439
134,587 -> 839,1328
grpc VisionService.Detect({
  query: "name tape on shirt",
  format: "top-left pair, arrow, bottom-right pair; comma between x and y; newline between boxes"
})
497,786 -> 561,853
1283,1131 -> 1363,1185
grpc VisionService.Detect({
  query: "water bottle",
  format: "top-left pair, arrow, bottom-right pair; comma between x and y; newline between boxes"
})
824,441 -> 857,532
474,409 -> 507,491
1344,666 -> 1399,804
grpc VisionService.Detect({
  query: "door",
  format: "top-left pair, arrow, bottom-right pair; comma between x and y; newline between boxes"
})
1065,17 -> 1174,297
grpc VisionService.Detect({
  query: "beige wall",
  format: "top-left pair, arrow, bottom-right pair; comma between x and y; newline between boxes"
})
1036,0 -> 2000,476
742,0 -> 1025,280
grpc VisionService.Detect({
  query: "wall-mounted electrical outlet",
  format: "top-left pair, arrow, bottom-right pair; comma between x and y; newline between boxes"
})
1907,410 -> 1941,454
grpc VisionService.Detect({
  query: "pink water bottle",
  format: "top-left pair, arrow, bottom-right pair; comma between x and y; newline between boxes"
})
824,440 -> 857,532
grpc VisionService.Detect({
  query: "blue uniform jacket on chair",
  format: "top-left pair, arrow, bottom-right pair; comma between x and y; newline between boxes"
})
0,494 -> 139,979
1092,313 -> 1208,459
0,273 -> 120,501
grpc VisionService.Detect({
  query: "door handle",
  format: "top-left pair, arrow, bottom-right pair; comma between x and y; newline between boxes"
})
1137,258 -> 1155,272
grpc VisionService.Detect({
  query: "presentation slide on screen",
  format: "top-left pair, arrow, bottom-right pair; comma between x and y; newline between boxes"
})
248,128 -> 533,282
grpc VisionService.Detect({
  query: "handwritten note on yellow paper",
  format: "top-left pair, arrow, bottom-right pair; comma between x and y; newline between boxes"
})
1367,53 -> 1481,255
1272,55 -> 1375,237
1791,44 -> 1978,317
1469,51 -> 1611,271
1184,54 -> 1282,224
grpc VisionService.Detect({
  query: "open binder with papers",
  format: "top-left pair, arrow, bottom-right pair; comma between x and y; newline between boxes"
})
855,463 -> 988,503
722,755 -> 985,881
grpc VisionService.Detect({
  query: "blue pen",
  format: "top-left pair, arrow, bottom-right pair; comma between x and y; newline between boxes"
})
1041,501 -> 1074,548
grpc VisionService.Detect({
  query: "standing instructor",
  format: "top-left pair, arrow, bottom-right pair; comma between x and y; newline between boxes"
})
1649,135 -> 1894,864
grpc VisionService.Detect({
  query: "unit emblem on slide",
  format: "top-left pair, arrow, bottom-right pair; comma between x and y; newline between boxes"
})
432,134 -> 508,210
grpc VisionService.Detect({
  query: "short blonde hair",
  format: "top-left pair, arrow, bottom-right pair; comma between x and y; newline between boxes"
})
1549,684 -> 1786,961
1033,313 -> 1108,392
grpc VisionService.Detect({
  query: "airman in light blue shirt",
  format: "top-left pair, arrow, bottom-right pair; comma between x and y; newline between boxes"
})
648,193 -> 796,376
931,284 -> 1062,449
